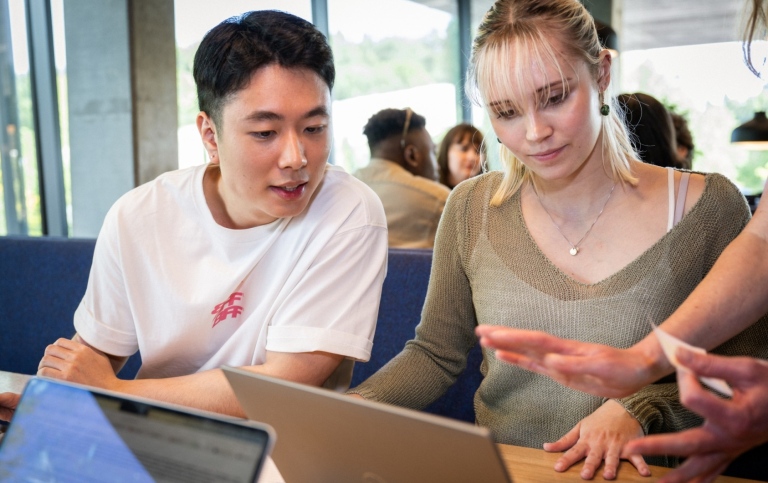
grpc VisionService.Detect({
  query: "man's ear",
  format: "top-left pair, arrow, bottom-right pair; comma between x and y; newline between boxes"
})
403,144 -> 422,172
197,112 -> 219,164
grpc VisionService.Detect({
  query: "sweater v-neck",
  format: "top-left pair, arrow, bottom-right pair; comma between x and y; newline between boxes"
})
472,172 -> 717,294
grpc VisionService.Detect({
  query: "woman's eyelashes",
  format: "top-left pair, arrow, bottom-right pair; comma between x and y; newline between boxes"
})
541,91 -> 568,109
494,91 -> 569,120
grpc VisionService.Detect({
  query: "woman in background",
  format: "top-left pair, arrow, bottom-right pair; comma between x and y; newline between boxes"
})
437,123 -> 486,189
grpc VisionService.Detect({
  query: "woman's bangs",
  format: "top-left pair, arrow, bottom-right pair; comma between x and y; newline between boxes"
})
478,33 -> 570,116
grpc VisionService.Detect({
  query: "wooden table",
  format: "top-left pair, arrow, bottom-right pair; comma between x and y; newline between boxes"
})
497,443 -> 763,482
0,372 -> 762,482
0,371 -> 29,395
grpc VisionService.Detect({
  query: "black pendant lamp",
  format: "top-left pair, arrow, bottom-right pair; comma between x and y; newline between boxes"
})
731,112 -> 768,149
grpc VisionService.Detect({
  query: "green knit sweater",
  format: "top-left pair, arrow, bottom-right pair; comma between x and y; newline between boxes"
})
350,171 -> 768,466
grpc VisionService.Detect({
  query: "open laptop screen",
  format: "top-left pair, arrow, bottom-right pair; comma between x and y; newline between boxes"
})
0,378 -> 272,482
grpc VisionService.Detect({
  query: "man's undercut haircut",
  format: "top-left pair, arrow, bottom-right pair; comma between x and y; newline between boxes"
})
363,108 -> 427,150
193,10 -> 335,127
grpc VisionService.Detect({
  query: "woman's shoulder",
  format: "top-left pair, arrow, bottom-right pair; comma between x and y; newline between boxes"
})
696,171 -> 749,217
701,171 -> 743,197
450,170 -> 505,203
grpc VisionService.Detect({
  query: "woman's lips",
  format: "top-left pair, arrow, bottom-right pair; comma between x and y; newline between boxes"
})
530,145 -> 565,162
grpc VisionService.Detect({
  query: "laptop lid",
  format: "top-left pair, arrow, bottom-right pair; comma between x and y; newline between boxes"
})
223,367 -> 513,483
0,377 -> 275,482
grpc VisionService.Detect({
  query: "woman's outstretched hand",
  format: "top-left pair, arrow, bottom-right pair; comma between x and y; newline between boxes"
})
476,325 -> 661,399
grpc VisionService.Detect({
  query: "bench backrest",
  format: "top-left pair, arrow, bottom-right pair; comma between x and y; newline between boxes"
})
0,236 -> 141,377
350,248 -> 482,423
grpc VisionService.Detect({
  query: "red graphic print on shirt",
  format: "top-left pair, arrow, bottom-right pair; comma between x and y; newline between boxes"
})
211,292 -> 244,328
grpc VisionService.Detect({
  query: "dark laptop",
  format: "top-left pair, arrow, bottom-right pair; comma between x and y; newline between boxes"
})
0,377 -> 274,482
223,367 -> 513,483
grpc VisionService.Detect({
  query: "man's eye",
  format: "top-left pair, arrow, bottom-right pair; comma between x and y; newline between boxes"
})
305,125 -> 326,134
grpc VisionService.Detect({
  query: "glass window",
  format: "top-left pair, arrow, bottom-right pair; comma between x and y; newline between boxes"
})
620,42 -> 768,194
328,0 -> 461,173
0,0 -> 42,235
175,1 -> 312,169
51,0 -> 71,233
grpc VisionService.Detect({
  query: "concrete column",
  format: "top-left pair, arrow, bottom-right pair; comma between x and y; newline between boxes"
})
130,0 -> 178,186
64,0 -> 176,237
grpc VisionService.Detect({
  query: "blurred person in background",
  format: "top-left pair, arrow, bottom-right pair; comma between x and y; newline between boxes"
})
354,108 -> 450,248
437,123 -> 486,189
670,112 -> 694,170
617,92 -> 681,169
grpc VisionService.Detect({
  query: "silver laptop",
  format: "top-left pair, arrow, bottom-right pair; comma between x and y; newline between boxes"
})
0,377 -> 275,482
223,367 -> 512,483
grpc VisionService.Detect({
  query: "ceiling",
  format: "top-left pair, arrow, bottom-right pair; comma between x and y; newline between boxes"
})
620,0 -> 743,51
415,0 -> 746,52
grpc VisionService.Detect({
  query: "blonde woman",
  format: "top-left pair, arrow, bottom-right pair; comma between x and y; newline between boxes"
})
349,0 -> 768,479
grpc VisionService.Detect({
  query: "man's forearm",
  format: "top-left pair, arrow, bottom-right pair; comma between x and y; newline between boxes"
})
111,350 -> 344,417
112,368 -> 245,417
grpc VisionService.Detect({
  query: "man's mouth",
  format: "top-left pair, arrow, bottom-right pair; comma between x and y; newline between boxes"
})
271,182 -> 308,199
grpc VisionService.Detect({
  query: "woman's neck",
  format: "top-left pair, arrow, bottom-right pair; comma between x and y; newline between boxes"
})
528,166 -> 618,220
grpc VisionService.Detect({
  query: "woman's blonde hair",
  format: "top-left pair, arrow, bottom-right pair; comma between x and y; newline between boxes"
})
466,0 -> 640,206
743,0 -> 768,77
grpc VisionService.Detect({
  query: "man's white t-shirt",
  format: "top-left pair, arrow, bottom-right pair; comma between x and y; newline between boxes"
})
74,164 -> 388,380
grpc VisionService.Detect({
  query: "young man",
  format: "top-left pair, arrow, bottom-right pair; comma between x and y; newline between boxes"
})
11,11 -> 387,418
353,108 -> 450,249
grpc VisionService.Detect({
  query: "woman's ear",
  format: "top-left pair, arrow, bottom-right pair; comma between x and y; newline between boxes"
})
597,49 -> 613,92
197,112 -> 219,164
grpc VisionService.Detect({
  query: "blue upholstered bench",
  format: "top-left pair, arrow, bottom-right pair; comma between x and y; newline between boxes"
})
350,248 -> 484,423
0,236 -> 141,378
0,237 -> 483,423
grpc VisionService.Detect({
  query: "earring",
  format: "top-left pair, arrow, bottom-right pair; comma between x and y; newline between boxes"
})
497,137 -> 502,143
599,92 -> 610,116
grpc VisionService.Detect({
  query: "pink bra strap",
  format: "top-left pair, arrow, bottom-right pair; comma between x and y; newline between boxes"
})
673,172 -> 691,227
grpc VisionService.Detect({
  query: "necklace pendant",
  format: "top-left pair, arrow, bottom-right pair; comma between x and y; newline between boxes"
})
569,247 -> 578,256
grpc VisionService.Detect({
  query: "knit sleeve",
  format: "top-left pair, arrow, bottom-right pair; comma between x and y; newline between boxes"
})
347,181 -> 479,408
616,382 -> 701,434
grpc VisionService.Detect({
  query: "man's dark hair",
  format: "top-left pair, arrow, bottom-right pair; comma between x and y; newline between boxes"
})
193,10 -> 335,127
363,108 -> 427,150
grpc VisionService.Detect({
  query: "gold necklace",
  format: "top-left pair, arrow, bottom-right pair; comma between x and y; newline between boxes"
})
534,182 -> 616,256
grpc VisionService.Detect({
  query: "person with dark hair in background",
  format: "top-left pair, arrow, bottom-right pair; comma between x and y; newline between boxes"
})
0,10 -> 388,421
354,108 -> 450,248
618,92 -> 681,169
670,111 -> 694,170
437,123 -> 486,189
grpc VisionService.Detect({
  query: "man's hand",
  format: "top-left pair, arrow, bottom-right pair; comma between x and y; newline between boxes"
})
476,325 -> 662,399
544,400 -> 649,480
624,350 -> 768,483
0,392 -> 20,422
38,338 -> 119,390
